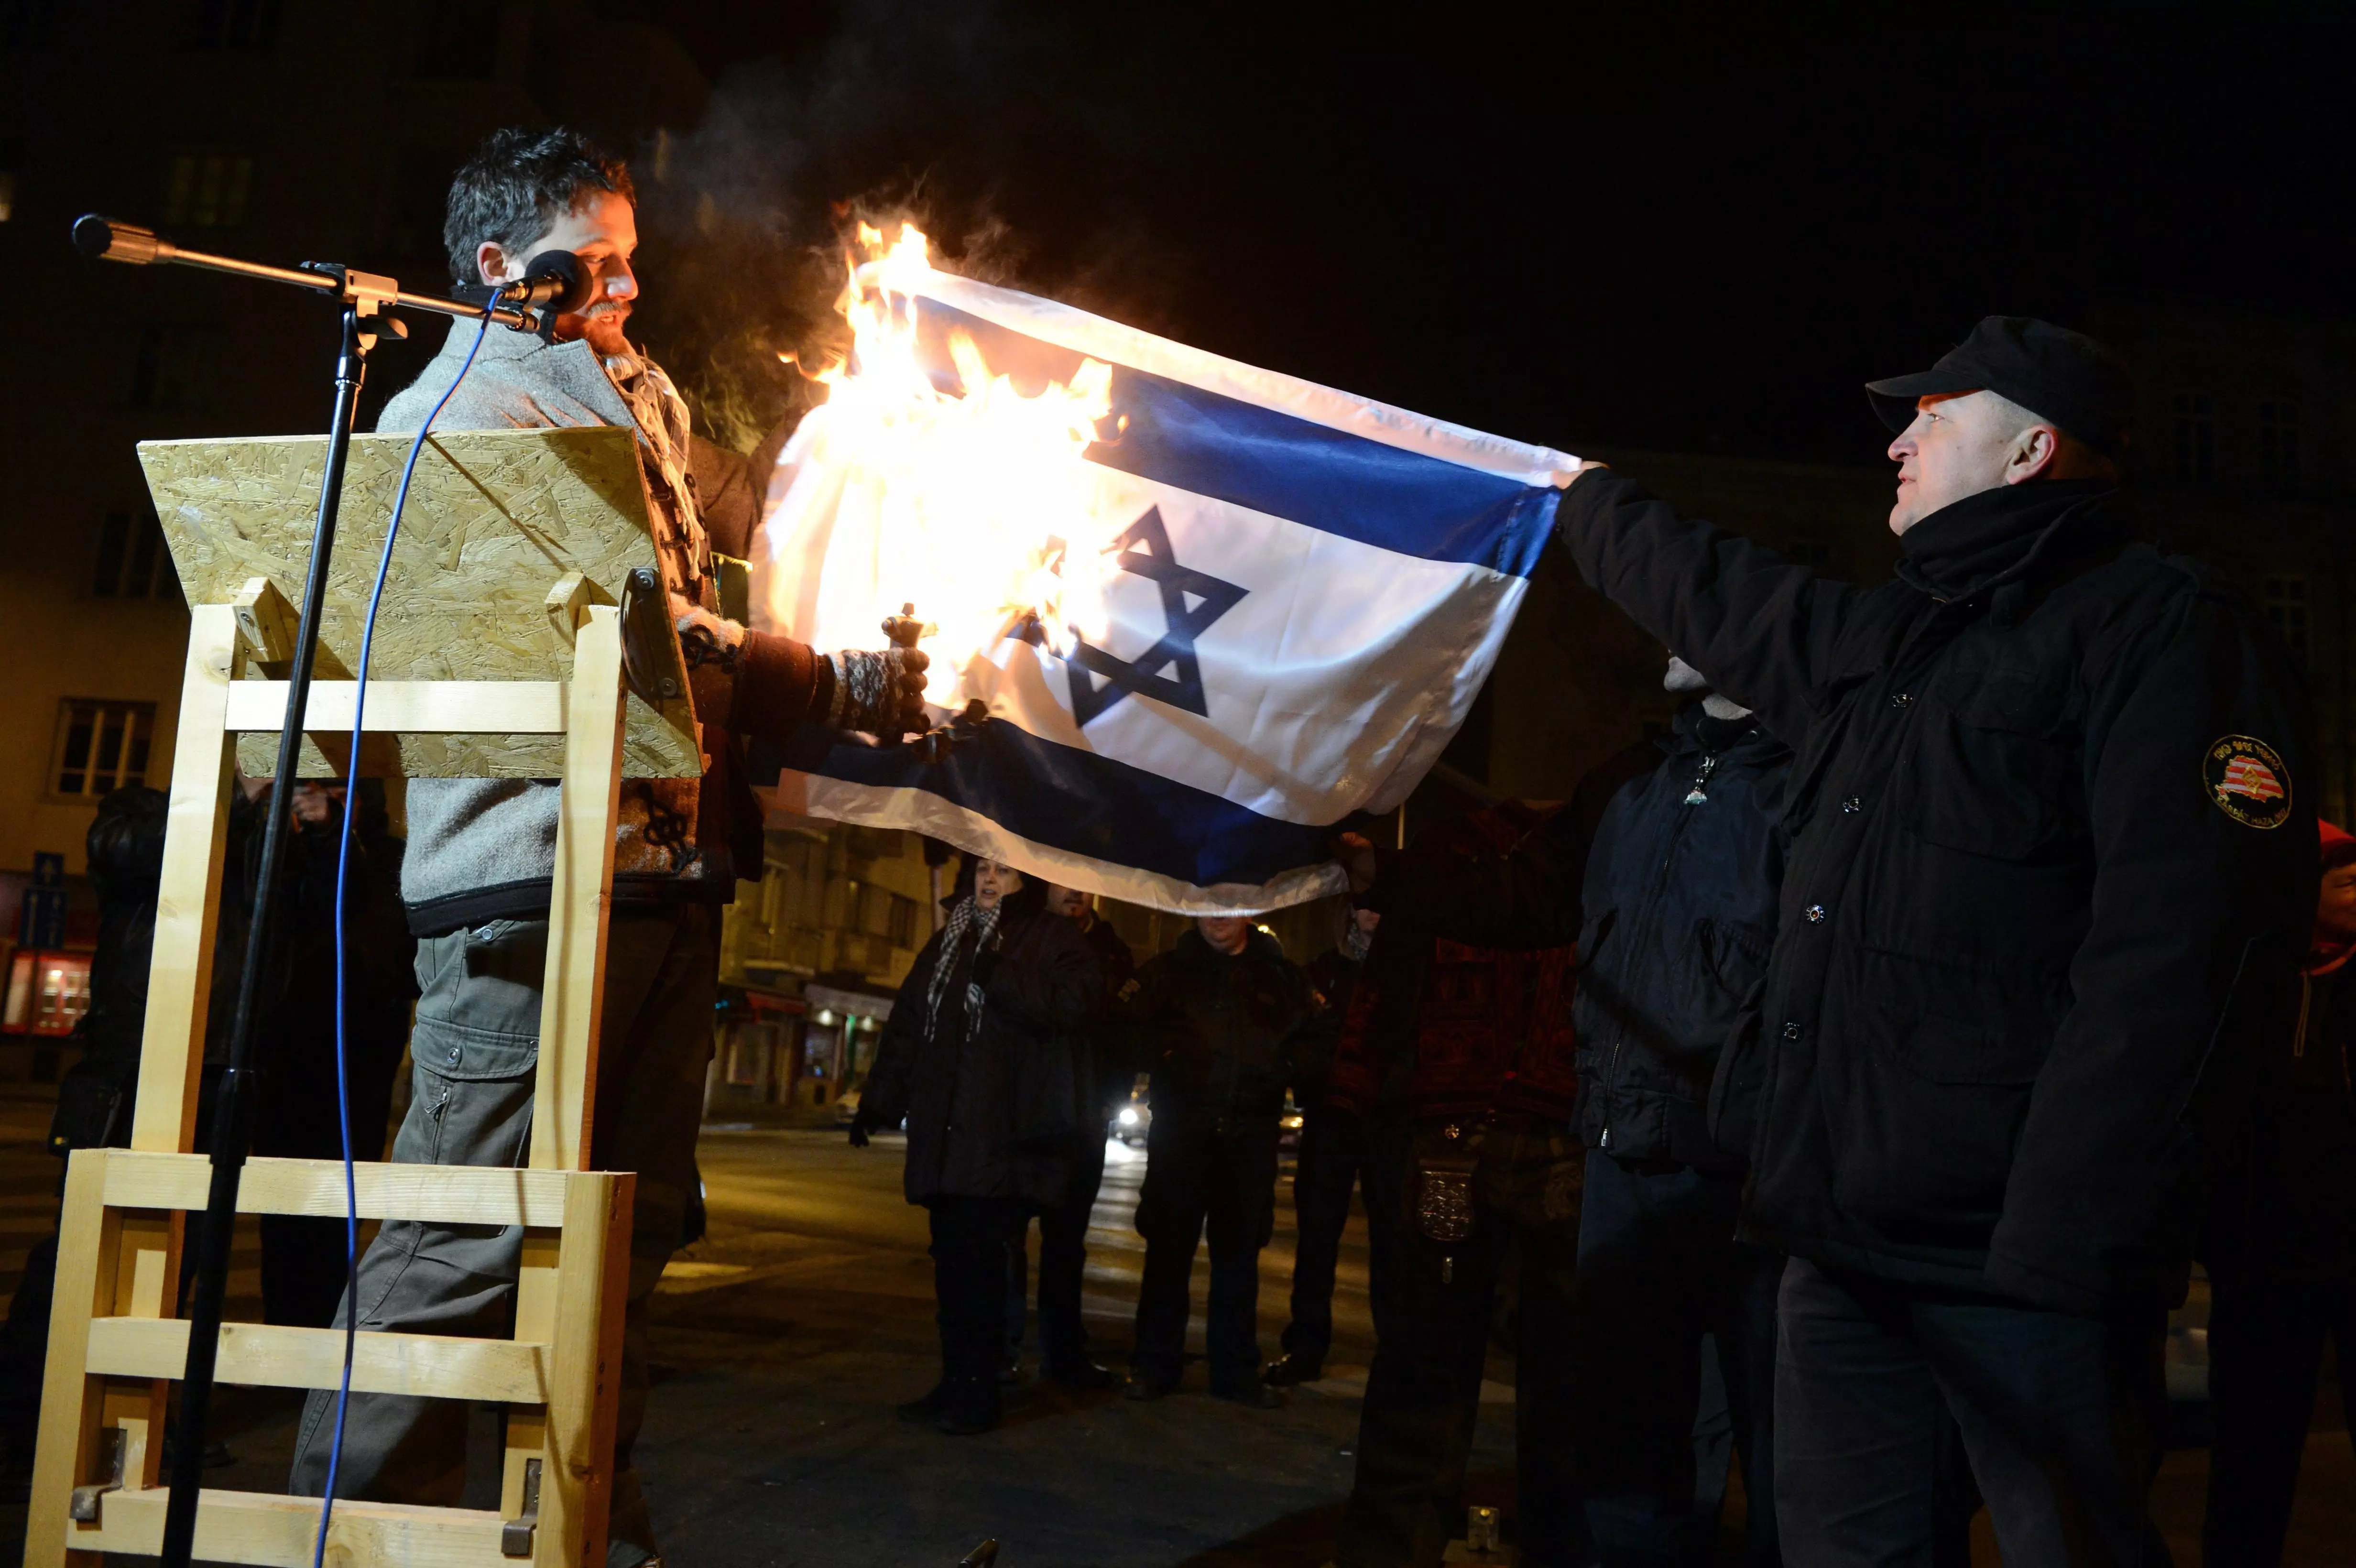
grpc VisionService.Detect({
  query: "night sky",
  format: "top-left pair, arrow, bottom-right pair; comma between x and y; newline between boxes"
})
620,2 -> 2356,466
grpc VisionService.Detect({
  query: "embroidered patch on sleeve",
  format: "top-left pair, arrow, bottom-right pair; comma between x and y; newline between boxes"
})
2205,735 -> 2291,829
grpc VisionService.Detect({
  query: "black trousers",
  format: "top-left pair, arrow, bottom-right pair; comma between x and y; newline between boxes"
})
927,1196 -> 1035,1420
1572,1149 -> 1781,1568
1775,1257 -> 2171,1568
1282,1105 -> 1379,1371
1006,1132 -> 1110,1369
1336,1118 -> 1588,1568
2203,1268 -> 2356,1568
1132,1118 -> 1281,1388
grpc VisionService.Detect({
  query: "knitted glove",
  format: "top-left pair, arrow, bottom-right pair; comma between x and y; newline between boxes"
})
825,646 -> 930,737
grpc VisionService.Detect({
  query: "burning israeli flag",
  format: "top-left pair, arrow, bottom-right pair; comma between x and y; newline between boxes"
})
748,227 -> 1578,914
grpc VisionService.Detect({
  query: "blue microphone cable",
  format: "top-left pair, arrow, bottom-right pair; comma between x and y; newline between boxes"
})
315,299 -> 494,1566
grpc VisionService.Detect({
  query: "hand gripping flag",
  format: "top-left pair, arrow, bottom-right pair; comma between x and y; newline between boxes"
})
748,266 -> 1580,914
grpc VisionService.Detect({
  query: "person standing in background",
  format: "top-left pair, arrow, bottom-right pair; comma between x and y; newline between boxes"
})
857,860 -> 1101,1434
1004,884 -> 1136,1389
1266,904 -> 1381,1387
2200,820 -> 2356,1567
1331,804 -> 1587,1568
1123,914 -> 1319,1406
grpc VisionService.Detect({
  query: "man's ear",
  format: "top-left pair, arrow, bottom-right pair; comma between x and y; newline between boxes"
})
2004,424 -> 2062,486
476,240 -> 513,286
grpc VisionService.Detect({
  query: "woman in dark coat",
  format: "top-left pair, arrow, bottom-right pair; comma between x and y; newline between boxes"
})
854,858 -> 1103,1433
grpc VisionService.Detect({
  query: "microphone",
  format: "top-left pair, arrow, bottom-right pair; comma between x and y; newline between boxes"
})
498,250 -> 592,315
73,214 -> 169,265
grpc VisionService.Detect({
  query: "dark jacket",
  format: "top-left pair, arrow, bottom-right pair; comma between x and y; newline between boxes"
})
1073,913 -> 1139,1123
1294,943 -> 1367,1111
1575,706 -> 1790,1167
2203,822 -> 2356,1286
866,893 -> 1103,1208
2203,963 -> 2356,1285
1129,927 -> 1318,1130
1348,806 -> 1584,1123
52,786 -> 258,1154
1560,471 -> 2316,1312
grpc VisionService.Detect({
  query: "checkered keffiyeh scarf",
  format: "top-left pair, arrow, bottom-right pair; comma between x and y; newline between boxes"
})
924,895 -> 1002,1045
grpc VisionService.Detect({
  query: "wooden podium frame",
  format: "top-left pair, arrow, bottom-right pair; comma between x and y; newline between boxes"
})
27,427 -> 699,1568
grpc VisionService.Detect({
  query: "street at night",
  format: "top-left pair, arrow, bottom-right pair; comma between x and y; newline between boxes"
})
0,1079 -> 2348,1564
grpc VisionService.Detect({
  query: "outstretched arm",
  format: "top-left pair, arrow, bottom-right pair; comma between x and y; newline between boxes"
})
672,605 -> 930,740
1556,468 -> 1863,747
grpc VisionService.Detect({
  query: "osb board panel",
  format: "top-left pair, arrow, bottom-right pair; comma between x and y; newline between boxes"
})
139,428 -> 699,780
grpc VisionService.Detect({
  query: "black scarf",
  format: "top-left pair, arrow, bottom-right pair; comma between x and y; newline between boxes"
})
1894,479 -> 2123,604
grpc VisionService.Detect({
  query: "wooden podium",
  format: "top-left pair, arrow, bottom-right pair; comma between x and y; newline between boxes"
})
26,427 -> 700,1568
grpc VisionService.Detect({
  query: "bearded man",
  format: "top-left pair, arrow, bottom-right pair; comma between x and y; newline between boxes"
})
284,127 -> 926,1568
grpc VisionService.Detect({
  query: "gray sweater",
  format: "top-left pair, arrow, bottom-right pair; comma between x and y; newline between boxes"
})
380,325 -> 729,935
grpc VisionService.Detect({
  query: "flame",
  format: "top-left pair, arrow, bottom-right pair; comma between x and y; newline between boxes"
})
800,222 -> 1122,708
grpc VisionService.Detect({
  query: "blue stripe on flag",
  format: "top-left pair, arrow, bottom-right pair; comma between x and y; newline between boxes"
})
749,722 -> 1331,891
914,299 -> 1557,578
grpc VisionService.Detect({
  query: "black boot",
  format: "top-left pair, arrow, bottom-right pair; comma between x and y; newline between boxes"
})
1209,1374 -> 1283,1409
896,1383 -> 948,1423
1044,1358 -> 1115,1390
1263,1351 -> 1322,1386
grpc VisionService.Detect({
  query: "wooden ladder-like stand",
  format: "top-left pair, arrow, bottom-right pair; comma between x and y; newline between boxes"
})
26,427 -> 706,1568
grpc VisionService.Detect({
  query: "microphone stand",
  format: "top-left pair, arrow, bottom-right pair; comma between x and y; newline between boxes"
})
69,217 -> 537,1568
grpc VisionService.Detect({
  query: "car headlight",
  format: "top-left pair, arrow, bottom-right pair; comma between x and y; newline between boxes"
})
1117,1107 -> 1141,1127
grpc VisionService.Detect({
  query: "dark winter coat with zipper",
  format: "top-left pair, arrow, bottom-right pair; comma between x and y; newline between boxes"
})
1575,704 -> 1789,1169
864,893 -> 1104,1209
1560,470 -> 2316,1313
1128,927 -> 1318,1131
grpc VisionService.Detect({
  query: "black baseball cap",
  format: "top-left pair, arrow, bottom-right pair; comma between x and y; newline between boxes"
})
1865,316 -> 2132,458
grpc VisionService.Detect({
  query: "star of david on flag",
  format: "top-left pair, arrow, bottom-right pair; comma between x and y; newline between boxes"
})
748,272 -> 1581,913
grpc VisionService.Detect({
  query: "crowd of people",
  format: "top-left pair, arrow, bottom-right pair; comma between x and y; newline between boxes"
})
9,120 -> 2354,1568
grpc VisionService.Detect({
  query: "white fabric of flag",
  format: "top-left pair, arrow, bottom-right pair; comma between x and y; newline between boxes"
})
749,269 -> 1579,914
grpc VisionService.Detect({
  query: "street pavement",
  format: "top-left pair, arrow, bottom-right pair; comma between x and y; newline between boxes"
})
0,1084 -> 2346,1564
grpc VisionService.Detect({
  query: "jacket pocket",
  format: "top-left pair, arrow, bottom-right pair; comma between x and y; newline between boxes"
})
1830,944 -> 2058,1244
1894,667 -> 2077,860
1697,918 -> 1772,1000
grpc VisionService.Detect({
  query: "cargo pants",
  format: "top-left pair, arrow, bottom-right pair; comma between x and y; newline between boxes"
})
287,905 -> 716,1568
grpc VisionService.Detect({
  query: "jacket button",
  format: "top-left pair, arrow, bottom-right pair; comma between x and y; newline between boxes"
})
1781,1022 -> 1802,1041
1890,692 -> 1913,708
446,1046 -> 461,1063
1805,904 -> 1826,923
1842,796 -> 1862,814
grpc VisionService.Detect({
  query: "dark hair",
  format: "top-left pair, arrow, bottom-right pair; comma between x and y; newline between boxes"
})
442,127 -> 635,285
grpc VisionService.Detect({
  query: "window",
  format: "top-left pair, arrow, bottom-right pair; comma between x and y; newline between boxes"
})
130,324 -> 225,412
2259,402 -> 2301,496
92,510 -> 173,599
2172,392 -> 2215,485
3,951 -> 91,1038
192,0 -> 278,49
163,152 -> 253,229
2263,576 -> 2310,672
1785,540 -> 1833,570
48,700 -> 155,800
